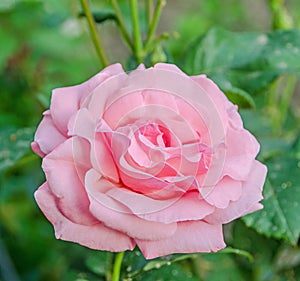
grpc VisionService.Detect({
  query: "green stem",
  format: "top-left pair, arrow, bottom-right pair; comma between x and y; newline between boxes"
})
144,0 -> 165,51
80,0 -> 109,67
130,0 -> 143,63
146,0 -> 153,27
110,0 -> 134,50
269,0 -> 294,29
111,252 -> 125,281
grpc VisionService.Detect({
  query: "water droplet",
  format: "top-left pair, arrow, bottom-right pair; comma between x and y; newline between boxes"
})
274,49 -> 282,56
274,164 -> 281,171
269,172 -> 278,179
172,269 -> 179,276
261,211 -> 267,217
256,34 -> 268,45
155,263 -> 161,269
126,266 -> 132,272
166,261 -> 171,266
277,62 -> 287,69
135,251 -> 141,256
281,182 -> 288,189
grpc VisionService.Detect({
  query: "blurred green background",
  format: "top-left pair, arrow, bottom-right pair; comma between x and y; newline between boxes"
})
1,0 -> 300,280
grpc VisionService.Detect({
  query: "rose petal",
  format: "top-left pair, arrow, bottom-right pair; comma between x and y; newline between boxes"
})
50,63 -> 125,135
154,63 -> 187,76
33,110 -> 67,156
136,191 -> 215,224
42,138 -> 94,225
35,182 -> 135,252
222,125 -> 260,180
69,109 -> 119,182
201,176 -> 243,209
136,221 -> 226,259
31,141 -> 45,158
204,160 -> 267,224
191,75 -> 229,126
85,169 -> 178,240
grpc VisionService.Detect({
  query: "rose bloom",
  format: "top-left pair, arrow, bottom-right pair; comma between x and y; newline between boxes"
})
32,63 -> 267,259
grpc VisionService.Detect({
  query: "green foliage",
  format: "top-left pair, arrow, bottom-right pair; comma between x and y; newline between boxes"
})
1,0 -> 300,281
183,28 -> 300,108
0,127 -> 35,172
243,154 -> 300,245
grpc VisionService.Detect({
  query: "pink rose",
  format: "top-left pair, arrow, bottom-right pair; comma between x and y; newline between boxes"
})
32,63 -> 267,259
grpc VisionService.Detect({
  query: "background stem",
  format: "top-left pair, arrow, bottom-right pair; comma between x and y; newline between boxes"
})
110,0 -> 134,50
146,0 -> 153,27
269,0 -> 294,29
144,0 -> 165,51
80,0 -> 109,67
130,0 -> 143,63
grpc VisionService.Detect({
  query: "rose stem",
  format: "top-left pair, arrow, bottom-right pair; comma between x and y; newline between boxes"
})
144,0 -> 166,52
111,251 -> 125,281
146,0 -> 153,28
130,0 -> 144,63
80,0 -> 109,67
110,0 -> 134,51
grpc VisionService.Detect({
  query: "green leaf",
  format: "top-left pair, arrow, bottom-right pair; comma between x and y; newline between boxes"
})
243,155 -> 300,245
222,87 -> 255,109
184,28 -> 300,94
135,263 -> 198,281
199,253 -> 247,281
85,251 -> 113,277
0,127 -> 35,172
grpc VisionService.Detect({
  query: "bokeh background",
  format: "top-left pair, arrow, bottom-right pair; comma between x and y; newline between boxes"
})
1,1 -> 300,280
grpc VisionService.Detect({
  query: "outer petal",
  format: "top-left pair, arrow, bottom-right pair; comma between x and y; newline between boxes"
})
154,63 -> 188,76
85,169 -> 178,240
33,110 -> 67,156
222,125 -> 260,180
191,75 -> 229,127
42,137 -> 94,225
136,221 -> 226,259
35,183 -> 135,252
201,176 -> 242,209
50,64 -> 125,135
135,191 -> 215,224
204,160 -> 267,224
